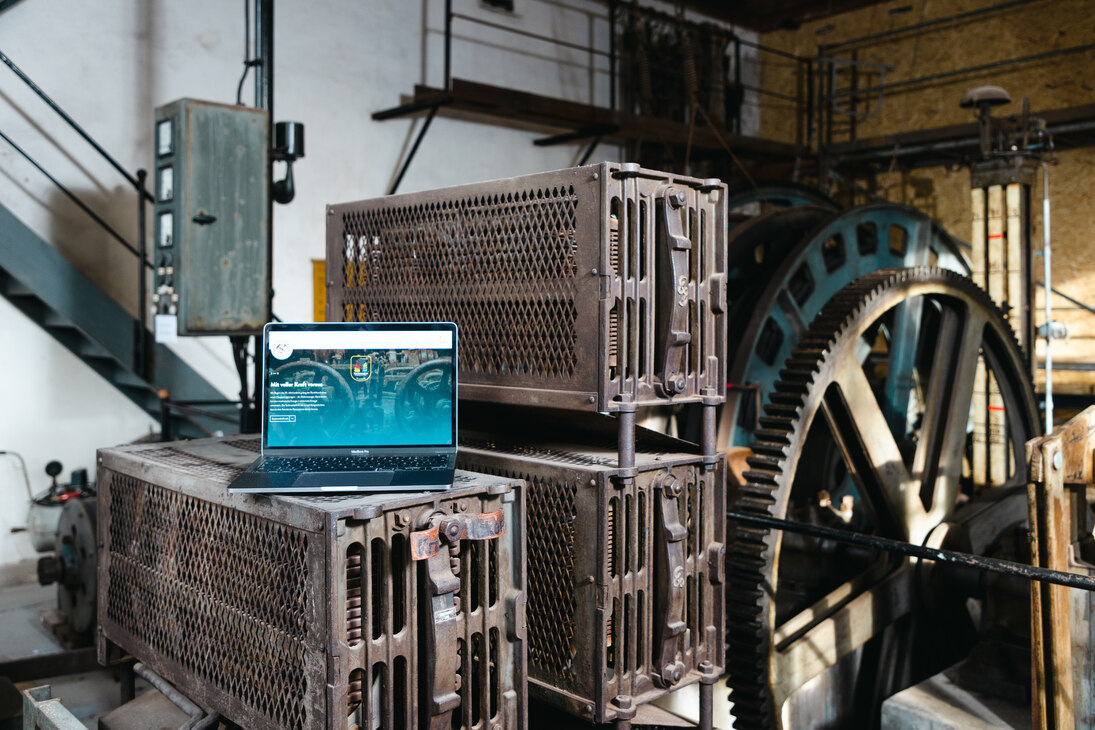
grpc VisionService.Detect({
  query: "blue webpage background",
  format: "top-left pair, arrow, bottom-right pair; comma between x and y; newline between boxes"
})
265,346 -> 454,448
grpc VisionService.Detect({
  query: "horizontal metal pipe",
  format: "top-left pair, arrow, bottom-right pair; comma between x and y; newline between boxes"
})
733,36 -> 810,63
133,663 -> 203,720
828,43 -> 1095,101
822,0 -> 1040,52
450,12 -> 612,58
728,510 -> 1095,592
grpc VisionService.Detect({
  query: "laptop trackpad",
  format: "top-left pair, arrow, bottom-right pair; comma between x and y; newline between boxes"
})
293,471 -> 395,488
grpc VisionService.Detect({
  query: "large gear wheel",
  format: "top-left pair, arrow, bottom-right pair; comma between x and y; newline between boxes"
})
726,182 -> 837,226
726,267 -> 1039,730
720,203 -> 970,451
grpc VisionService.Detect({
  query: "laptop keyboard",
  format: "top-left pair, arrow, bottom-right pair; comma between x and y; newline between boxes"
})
259,455 -> 449,474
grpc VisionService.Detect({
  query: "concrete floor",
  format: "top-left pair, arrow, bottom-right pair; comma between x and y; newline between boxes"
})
1,562 -> 149,728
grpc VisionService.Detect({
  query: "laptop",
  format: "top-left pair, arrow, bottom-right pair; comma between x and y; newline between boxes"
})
227,321 -> 458,494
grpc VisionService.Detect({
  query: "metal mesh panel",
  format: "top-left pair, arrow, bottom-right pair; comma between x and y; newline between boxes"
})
135,447 -> 244,481
103,471 -> 313,728
222,437 -> 261,453
340,188 -> 581,380
98,437 -> 527,730
327,163 -> 728,412
458,445 -> 725,724
461,437 -> 614,467
525,475 -> 580,688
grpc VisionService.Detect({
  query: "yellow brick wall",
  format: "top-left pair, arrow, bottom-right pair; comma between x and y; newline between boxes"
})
759,0 -> 1095,392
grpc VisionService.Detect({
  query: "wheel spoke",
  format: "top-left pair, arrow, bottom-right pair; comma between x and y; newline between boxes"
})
911,304 -> 987,525
772,567 -> 913,704
881,297 -> 924,440
827,360 -> 921,539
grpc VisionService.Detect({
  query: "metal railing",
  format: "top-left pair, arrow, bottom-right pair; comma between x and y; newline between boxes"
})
0,48 -> 153,380
437,0 -> 815,141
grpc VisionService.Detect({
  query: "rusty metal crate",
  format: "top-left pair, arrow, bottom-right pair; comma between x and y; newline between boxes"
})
96,435 -> 526,730
325,162 -> 727,416
457,431 -> 725,726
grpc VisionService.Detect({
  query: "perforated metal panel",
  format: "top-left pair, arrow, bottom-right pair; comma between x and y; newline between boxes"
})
97,436 -> 526,730
326,163 -> 727,412
457,437 -> 725,724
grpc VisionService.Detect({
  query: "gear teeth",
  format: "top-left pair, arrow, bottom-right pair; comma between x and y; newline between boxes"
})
750,442 -> 786,459
741,469 -> 778,486
725,265 -> 1039,730
763,403 -> 799,419
753,429 -> 790,444
758,415 -> 794,431
768,389 -> 805,407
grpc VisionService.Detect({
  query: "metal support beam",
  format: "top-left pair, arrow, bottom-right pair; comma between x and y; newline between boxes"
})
388,105 -> 439,196
578,136 -> 602,166
0,647 -> 99,682
534,125 -> 617,147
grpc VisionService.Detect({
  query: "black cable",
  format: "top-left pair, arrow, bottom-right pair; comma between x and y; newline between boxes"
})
728,509 -> 1095,593
235,0 -> 260,105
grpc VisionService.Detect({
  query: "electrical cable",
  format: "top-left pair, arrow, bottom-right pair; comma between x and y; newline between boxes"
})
235,0 -> 260,105
0,450 -> 33,500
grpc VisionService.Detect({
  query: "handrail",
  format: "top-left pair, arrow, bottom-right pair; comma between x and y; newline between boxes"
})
0,49 -> 153,202
0,127 -> 152,268
0,47 -> 153,378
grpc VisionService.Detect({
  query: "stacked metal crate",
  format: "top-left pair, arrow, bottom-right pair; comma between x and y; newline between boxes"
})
326,162 -> 728,729
96,436 -> 526,730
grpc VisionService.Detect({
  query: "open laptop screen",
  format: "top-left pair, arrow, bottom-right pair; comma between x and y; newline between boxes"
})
263,325 -> 456,449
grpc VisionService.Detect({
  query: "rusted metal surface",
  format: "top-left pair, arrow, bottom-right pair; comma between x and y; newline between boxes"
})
410,508 -> 506,560
457,429 -> 725,725
1027,406 -> 1095,730
325,162 -> 727,415
96,435 -> 527,730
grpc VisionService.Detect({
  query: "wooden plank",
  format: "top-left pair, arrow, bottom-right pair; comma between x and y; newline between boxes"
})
1006,184 -> 1024,335
970,188 -> 986,287
986,185 -> 1006,308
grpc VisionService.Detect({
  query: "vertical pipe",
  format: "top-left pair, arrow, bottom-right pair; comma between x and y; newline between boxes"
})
733,35 -> 742,134
609,0 -> 617,111
805,58 -> 814,148
699,680 -> 713,730
444,0 -> 453,91
135,168 -> 148,380
253,0 -> 274,434
618,404 -> 636,474
1042,163 -> 1053,432
160,396 -> 172,443
120,661 -> 135,704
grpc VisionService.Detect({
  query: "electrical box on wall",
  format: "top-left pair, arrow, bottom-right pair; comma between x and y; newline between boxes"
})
153,99 -> 270,335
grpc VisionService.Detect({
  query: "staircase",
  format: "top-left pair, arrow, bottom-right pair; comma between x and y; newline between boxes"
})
0,202 -> 235,438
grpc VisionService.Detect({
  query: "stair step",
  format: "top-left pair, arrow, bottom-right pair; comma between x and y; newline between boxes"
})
1,202 -> 232,433
42,311 -> 77,328
79,341 -> 116,360
113,370 -> 153,389
3,280 -> 35,297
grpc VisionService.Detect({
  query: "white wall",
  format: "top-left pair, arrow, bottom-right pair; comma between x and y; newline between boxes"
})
0,0 -> 751,564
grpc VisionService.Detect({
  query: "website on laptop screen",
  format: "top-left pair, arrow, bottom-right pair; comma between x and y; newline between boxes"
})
264,329 -> 454,449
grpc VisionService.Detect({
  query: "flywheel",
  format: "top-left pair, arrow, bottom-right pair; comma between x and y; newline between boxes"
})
720,203 -> 969,450
726,267 -> 1039,730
